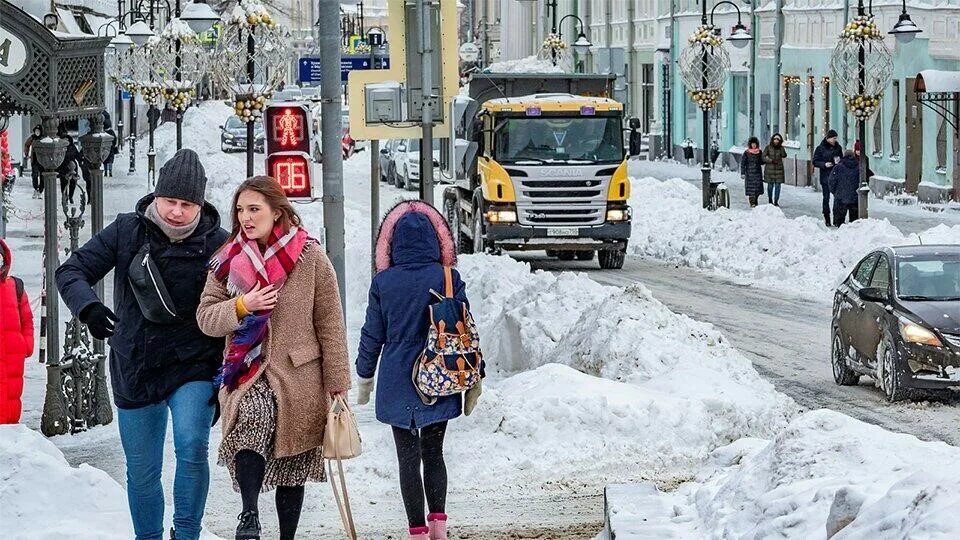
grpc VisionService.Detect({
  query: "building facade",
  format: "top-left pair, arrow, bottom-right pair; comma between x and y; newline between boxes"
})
486,0 -> 960,201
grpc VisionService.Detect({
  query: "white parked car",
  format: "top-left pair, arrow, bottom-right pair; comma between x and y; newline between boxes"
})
392,139 -> 440,191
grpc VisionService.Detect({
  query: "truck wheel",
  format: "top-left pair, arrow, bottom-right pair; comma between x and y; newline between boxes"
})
598,249 -> 625,270
545,250 -> 558,258
575,251 -> 595,261
472,210 -> 486,254
556,252 -> 576,261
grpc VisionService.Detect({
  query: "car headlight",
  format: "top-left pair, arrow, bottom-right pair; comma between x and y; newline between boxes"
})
606,208 -> 630,222
899,319 -> 942,347
485,209 -> 517,223
223,133 -> 234,140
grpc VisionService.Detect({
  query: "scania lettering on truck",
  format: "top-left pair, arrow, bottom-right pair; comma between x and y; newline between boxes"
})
441,74 -> 635,270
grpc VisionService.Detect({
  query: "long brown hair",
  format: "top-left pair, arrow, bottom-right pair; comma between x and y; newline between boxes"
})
227,176 -> 302,240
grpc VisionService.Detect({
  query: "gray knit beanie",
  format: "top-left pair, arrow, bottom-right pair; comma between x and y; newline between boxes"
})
154,149 -> 207,205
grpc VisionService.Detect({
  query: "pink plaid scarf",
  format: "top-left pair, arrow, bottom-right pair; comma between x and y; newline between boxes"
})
210,225 -> 311,390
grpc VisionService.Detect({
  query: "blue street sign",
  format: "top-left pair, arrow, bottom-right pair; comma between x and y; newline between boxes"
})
298,56 -> 390,84
121,90 -> 131,100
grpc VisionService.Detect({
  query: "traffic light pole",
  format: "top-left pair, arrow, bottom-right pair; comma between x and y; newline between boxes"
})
246,31 -> 255,178
319,0 -> 346,312
418,0 -> 435,205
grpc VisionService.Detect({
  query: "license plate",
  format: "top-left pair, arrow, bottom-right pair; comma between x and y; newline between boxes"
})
547,227 -> 578,237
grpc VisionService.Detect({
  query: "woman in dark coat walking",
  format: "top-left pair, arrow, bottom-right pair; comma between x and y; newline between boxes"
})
740,137 -> 764,207
356,200 -> 482,540
762,133 -> 788,206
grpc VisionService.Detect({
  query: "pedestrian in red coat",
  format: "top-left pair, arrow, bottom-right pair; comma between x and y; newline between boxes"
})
0,238 -> 34,424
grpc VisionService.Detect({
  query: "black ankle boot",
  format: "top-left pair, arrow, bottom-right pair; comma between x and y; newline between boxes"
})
170,528 -> 176,540
236,510 -> 261,540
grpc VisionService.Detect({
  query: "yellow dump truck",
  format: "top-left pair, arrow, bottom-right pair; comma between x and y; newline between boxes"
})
441,74 -> 635,269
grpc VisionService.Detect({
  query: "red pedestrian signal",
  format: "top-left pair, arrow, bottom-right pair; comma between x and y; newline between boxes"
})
265,104 -> 310,154
266,153 -> 313,200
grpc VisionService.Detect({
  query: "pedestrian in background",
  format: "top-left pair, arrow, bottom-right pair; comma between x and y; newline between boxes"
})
828,149 -> 862,226
740,137 -> 764,208
196,176 -> 351,540
104,119 -> 119,178
762,133 -> 787,206
813,129 -> 844,226
0,238 -> 34,425
56,149 -> 228,540
356,200 -> 483,540
23,125 -> 44,199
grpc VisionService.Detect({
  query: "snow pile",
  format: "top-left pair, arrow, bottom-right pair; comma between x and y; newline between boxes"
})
627,177 -> 960,296
0,424 -> 132,539
485,55 -> 565,74
628,410 -> 960,539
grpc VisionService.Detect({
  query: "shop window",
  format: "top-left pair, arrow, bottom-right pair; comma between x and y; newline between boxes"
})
890,81 -> 901,158
733,75 -> 749,145
784,75 -> 802,142
872,106 -> 883,157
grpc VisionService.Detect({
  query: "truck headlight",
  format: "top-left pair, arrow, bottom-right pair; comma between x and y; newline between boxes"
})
899,320 -> 942,347
606,208 -> 631,222
486,209 -> 517,223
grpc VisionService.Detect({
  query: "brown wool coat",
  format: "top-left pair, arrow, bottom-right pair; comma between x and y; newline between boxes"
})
196,242 -> 351,459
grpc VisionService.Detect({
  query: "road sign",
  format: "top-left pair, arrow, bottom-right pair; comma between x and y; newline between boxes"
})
265,104 -> 310,154
458,42 -> 480,63
298,56 -> 391,84
121,90 -> 131,100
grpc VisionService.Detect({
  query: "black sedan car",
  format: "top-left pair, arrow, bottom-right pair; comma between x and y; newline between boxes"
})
831,245 -> 960,401
220,115 -> 264,153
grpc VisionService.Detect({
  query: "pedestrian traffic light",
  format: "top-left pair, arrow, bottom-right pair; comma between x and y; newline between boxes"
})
266,153 -> 312,199
264,104 -> 313,200
265,104 -> 310,154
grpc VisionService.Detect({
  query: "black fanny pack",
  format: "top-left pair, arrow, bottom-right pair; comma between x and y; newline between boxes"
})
128,241 -> 180,324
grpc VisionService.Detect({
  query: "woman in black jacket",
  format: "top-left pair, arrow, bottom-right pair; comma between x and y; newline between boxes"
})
740,137 -> 764,207
55,149 -> 228,540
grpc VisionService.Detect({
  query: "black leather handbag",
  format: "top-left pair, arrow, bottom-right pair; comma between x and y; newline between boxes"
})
128,240 -> 180,324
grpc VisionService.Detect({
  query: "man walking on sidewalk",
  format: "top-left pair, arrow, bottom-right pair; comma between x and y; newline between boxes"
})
813,129 -> 844,227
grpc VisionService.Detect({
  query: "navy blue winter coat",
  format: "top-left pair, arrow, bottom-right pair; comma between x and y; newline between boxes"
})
356,201 -> 470,429
828,155 -> 862,205
55,195 -> 229,408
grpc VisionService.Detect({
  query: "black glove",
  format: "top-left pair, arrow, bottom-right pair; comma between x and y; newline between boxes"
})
80,303 -> 118,340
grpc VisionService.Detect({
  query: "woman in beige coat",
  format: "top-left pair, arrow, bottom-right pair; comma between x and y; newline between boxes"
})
197,176 -> 350,540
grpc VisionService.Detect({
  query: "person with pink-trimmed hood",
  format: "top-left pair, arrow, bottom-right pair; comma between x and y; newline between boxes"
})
356,200 -> 483,540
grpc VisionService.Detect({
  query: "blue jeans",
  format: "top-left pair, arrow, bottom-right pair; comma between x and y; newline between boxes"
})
117,381 -> 215,540
767,182 -> 781,203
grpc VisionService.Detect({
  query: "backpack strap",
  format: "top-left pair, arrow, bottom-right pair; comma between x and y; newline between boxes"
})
12,275 -> 25,303
443,266 -> 453,298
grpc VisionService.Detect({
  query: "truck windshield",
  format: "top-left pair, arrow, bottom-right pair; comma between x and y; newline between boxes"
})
494,116 -> 623,164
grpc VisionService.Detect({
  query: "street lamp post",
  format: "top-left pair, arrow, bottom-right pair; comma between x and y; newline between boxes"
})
679,1 -> 751,209
829,0 -> 914,219
556,14 -> 592,73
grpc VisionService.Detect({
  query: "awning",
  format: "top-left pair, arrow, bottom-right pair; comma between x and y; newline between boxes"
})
915,70 -> 960,94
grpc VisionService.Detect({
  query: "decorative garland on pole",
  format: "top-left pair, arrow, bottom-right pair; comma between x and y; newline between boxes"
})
679,25 -> 730,111
829,15 -> 893,120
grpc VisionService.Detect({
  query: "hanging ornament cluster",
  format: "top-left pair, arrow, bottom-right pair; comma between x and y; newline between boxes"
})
688,89 -> 722,111
843,94 -> 881,120
829,16 -> 893,122
211,0 -> 288,116
152,18 -> 208,112
226,1 -> 277,28
232,93 -> 272,123
139,82 -> 163,105
678,27 -> 731,111
688,24 -> 722,47
161,88 -> 198,111
542,33 -> 567,53
841,15 -> 881,41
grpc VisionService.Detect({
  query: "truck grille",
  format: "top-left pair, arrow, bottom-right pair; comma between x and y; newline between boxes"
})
515,177 -> 608,226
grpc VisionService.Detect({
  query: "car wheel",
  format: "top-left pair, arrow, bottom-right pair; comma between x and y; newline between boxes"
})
831,326 -> 860,386
394,167 -> 404,188
221,143 -> 228,153
404,171 -> 414,191
575,250 -> 595,261
598,249 -> 626,270
556,252 -> 576,261
879,336 -> 909,402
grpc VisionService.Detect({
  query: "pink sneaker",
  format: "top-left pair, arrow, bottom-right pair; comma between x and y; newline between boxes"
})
428,513 -> 448,540
409,526 -> 430,540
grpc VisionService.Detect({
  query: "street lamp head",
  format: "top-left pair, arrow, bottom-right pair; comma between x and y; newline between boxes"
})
43,12 -> 58,30
889,12 -> 922,44
126,19 -> 155,46
110,32 -> 135,51
573,32 -> 593,55
181,2 -> 221,35
728,23 -> 752,48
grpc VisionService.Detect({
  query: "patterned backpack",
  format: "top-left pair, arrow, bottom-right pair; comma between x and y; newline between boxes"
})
412,267 -> 482,405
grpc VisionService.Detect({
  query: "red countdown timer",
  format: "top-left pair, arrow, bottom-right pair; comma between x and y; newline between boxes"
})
265,105 -> 310,154
266,154 -> 312,199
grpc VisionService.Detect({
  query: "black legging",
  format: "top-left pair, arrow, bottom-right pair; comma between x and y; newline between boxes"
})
234,449 -> 305,540
392,421 -> 448,529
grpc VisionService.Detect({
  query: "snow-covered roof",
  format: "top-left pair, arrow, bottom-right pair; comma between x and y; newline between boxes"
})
916,70 -> 960,93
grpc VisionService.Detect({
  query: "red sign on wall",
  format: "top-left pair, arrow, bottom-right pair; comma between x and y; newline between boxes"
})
266,153 -> 312,199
